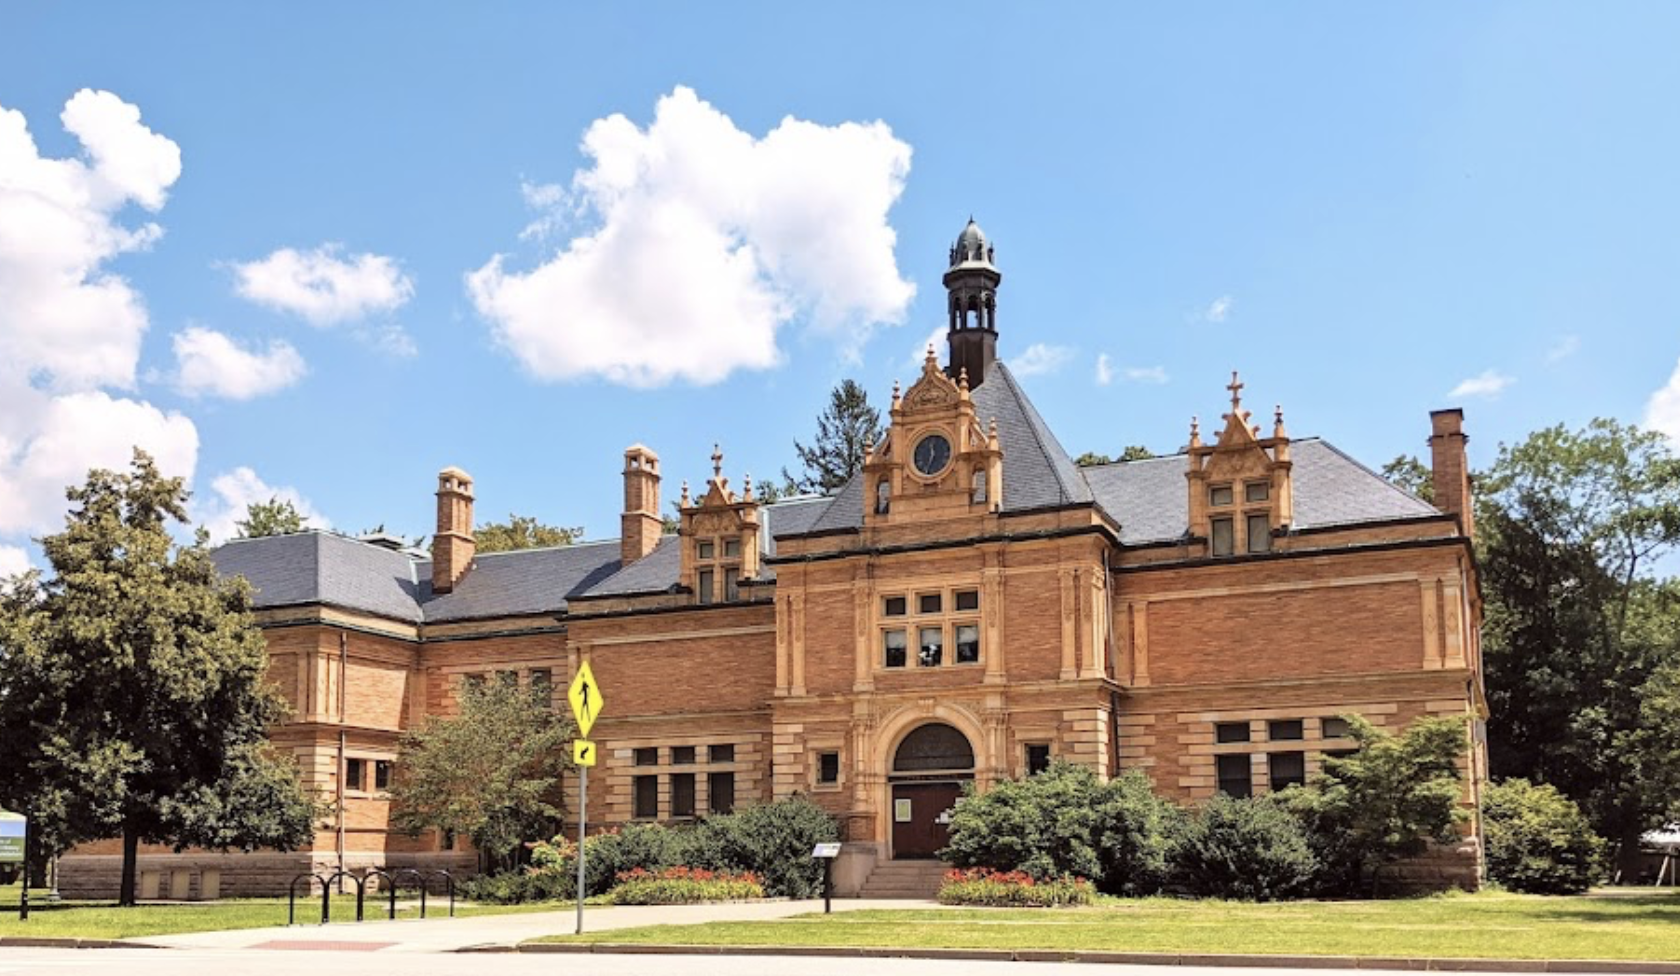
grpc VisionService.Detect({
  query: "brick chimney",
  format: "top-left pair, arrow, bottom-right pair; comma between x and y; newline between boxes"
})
432,466 -> 475,594
621,444 -> 662,566
1428,409 -> 1474,539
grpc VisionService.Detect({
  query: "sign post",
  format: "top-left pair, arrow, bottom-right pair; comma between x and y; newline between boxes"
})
811,842 -> 841,915
566,662 -> 604,936
1,810 -> 26,921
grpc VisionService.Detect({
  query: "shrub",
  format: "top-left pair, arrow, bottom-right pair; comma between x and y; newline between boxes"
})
460,867 -> 572,904
1482,778 -> 1605,894
684,797 -> 838,898
608,866 -> 765,905
937,867 -> 1096,907
1097,770 -> 1185,896
1173,794 -> 1318,901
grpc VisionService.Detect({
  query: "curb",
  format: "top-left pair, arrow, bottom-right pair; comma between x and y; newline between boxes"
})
493,943 -> 1680,973
0,936 -> 165,950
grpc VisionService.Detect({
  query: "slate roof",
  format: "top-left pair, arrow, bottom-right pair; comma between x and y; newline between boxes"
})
212,531 -> 425,622
418,540 -> 623,621
576,534 -> 681,598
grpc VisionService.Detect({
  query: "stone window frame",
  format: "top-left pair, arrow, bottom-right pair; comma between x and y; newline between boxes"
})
1023,741 -> 1053,777
810,740 -> 845,792
1201,712 -> 1365,796
342,750 -> 397,799
1207,479 -> 1272,557
875,584 -> 983,672
625,739 -> 746,822
694,535 -> 746,604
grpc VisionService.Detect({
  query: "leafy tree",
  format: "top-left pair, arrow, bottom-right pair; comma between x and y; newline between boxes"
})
1477,420 -> 1680,870
1482,778 -> 1605,893
474,514 -> 583,553
235,497 -> 308,537
1119,445 -> 1155,462
1074,446 -> 1154,468
783,379 -> 882,494
1277,714 -> 1465,896
387,676 -> 573,871
0,449 -> 316,905
1381,455 -> 1434,503
1074,452 -> 1112,467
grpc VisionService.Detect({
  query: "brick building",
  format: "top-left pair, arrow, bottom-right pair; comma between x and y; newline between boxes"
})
59,219 -> 1487,899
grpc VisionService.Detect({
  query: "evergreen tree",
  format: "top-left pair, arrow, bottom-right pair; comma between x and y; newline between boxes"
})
784,380 -> 882,495
474,514 -> 583,553
0,450 -> 316,905
235,497 -> 308,537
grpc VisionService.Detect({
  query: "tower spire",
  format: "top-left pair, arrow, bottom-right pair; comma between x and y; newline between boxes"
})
944,216 -> 1002,388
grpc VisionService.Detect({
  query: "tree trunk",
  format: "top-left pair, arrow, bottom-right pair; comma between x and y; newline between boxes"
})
1615,821 -> 1646,883
119,825 -> 139,907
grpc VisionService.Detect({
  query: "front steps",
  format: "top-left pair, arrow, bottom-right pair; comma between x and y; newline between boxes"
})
857,859 -> 948,900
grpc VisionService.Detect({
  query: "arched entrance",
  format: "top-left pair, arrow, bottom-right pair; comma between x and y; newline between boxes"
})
889,723 -> 975,859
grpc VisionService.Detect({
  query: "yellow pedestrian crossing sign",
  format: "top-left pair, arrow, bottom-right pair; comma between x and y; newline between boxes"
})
568,661 -> 603,737
573,740 -> 597,767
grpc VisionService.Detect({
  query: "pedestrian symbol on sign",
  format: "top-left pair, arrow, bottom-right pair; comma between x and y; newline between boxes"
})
567,662 -> 604,738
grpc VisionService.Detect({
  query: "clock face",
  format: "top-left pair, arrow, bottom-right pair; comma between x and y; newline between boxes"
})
913,434 -> 952,476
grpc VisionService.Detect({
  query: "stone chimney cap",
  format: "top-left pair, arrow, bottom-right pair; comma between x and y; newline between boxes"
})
438,465 -> 472,481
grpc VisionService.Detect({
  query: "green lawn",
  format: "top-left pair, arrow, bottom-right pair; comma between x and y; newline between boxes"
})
533,891 -> 1680,962
0,882 -> 579,940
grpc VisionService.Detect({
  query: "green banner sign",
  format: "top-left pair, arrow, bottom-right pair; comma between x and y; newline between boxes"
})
0,811 -> 25,864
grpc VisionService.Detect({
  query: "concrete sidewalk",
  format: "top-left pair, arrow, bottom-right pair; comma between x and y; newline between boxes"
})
143,897 -> 937,953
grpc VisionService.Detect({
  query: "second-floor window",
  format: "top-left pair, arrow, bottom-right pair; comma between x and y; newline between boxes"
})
879,586 -> 982,669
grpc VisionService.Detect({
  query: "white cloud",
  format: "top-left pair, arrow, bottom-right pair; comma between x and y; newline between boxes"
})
1124,365 -> 1170,385
1645,357 -> 1680,445
172,326 -> 306,400
1546,335 -> 1580,364
1206,296 -> 1233,323
231,244 -> 414,327
195,466 -> 330,544
0,544 -> 29,580
468,86 -> 915,387
907,326 -> 945,371
1010,343 -> 1075,377
1095,353 -> 1113,386
1448,369 -> 1515,399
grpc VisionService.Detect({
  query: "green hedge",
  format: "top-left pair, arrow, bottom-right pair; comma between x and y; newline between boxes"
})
1172,793 -> 1319,901
1483,778 -> 1605,894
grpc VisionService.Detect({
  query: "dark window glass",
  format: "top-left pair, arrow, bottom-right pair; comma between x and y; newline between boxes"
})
955,623 -> 980,664
708,772 -> 735,814
1323,749 -> 1357,761
1211,518 -> 1234,556
529,668 -> 551,692
918,626 -> 943,667
634,747 -> 658,766
374,760 -> 392,791
883,596 -> 907,617
709,743 -> 735,763
1216,754 -> 1252,797
818,751 -> 840,784
724,568 -> 740,602
1247,514 -> 1272,553
723,538 -> 740,558
1321,717 -> 1352,739
1269,720 -> 1304,741
1245,481 -> 1269,503
1026,744 -> 1052,776
672,746 -> 695,765
955,590 -> 979,612
671,773 -> 696,818
464,673 -> 485,691
892,723 -> 975,772
496,670 -> 518,687
697,569 -> 714,605
883,629 -> 907,668
442,828 -> 455,851
346,758 -> 365,791
1269,751 -> 1306,791
1215,722 -> 1251,744
1210,485 -> 1234,507
697,541 -> 715,559
919,593 -> 942,614
633,775 -> 658,819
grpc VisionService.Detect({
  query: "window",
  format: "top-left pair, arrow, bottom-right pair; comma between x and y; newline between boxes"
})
464,673 -> 485,691
883,629 -> 907,668
671,773 -> 696,818
723,538 -> 740,558
697,541 -> 715,559
1210,484 -> 1234,507
1269,751 -> 1306,792
955,590 -> 979,612
875,479 -> 890,514
529,668 -> 552,702
918,626 -> 943,667
671,746 -> 696,765
442,828 -> 455,851
918,593 -> 942,614
1321,717 -> 1352,739
1215,722 -> 1251,744
883,596 -> 907,617
374,760 -> 392,792
972,470 -> 987,504
1026,743 -> 1052,776
1216,754 -> 1252,797
345,758 -> 365,792
724,568 -> 740,602
1247,514 -> 1272,553
697,569 -> 714,605
496,670 -> 518,687
709,743 -> 735,763
635,747 -> 658,766
708,772 -> 735,814
1211,517 -> 1234,556
955,624 -> 980,664
1245,481 -> 1269,503
633,775 -> 658,819
817,751 -> 840,784
1268,719 -> 1304,741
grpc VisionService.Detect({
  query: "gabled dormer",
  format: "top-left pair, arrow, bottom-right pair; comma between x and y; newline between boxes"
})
1185,372 -> 1294,557
677,446 -> 762,604
862,347 -> 1003,525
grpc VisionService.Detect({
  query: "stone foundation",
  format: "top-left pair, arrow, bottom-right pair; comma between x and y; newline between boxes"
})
56,850 -> 478,900
1381,837 -> 1482,894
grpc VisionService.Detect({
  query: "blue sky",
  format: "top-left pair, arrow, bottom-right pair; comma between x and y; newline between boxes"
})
2,2 -> 1679,569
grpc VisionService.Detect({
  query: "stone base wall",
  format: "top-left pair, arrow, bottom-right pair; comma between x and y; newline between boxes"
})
56,849 -> 478,900
1382,837 -> 1482,894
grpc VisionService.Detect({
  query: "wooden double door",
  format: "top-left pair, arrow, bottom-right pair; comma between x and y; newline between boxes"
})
890,780 -> 967,859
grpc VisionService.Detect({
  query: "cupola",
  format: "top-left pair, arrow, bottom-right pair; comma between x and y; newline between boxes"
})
944,217 -> 1002,388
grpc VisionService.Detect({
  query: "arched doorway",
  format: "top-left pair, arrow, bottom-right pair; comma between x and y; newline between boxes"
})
889,723 -> 975,859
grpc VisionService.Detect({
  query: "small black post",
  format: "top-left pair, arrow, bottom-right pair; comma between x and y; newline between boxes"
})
320,873 -> 331,925
355,878 -> 364,922
823,857 -> 833,915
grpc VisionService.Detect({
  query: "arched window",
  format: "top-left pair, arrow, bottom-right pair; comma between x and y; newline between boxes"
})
875,478 -> 891,515
893,723 -> 975,773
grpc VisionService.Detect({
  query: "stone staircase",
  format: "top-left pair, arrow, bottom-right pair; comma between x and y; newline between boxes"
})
857,859 -> 948,900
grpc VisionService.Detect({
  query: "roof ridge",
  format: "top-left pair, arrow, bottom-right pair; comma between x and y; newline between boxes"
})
469,538 -> 622,559
1309,439 -> 1442,514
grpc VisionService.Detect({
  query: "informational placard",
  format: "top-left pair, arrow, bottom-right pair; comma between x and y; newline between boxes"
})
811,842 -> 842,859
0,812 -> 24,864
